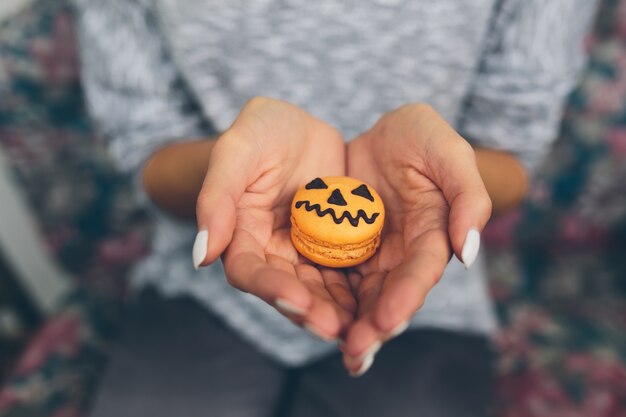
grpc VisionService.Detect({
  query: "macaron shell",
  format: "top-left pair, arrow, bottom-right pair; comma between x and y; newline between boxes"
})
291,223 -> 381,268
291,177 -> 385,246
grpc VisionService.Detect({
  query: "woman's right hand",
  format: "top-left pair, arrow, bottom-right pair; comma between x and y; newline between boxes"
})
193,97 -> 355,341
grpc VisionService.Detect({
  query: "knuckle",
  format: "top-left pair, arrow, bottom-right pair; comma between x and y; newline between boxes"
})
394,102 -> 435,119
454,138 -> 475,157
477,193 -> 493,218
214,129 -> 258,156
195,194 -> 214,222
400,101 -> 432,112
472,190 -> 493,219
195,189 -> 212,209
424,267 -> 445,289
411,103 -> 438,121
410,102 -> 435,114
225,272 -> 243,291
209,136 -> 230,158
195,191 -> 208,207
244,95 -> 278,111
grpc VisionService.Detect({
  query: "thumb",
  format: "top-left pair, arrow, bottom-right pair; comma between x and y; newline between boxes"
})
193,133 -> 259,269
447,186 -> 492,268
437,146 -> 492,268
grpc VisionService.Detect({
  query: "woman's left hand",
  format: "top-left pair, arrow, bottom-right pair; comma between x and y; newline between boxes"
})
341,103 -> 492,375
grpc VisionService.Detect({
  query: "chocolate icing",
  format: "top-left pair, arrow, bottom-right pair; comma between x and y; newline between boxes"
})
305,178 -> 328,190
295,200 -> 380,227
351,184 -> 375,202
327,189 -> 347,206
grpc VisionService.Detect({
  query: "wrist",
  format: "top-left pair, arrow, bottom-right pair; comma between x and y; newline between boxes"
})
474,148 -> 528,215
142,138 -> 217,219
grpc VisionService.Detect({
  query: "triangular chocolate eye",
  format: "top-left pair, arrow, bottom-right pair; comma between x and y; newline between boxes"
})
327,189 -> 348,206
305,177 -> 328,190
351,184 -> 374,202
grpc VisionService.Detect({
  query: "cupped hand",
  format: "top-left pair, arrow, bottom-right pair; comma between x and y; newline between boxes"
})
341,103 -> 492,375
194,97 -> 355,341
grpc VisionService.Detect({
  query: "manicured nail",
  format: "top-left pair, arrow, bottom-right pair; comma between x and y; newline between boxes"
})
345,340 -> 381,376
192,230 -> 208,270
461,228 -> 480,268
275,298 -> 306,316
345,341 -> 382,366
362,341 -> 382,359
349,350 -> 376,377
304,323 -> 336,342
388,320 -> 409,339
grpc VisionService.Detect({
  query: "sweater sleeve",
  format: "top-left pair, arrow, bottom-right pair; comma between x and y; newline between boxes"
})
73,0 -> 211,176
458,0 -> 599,174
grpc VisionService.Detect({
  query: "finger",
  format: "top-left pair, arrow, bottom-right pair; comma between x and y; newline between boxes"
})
445,167 -> 492,268
340,271 -> 385,361
223,229 -> 312,314
403,106 -> 491,268
267,254 -> 297,275
449,150 -> 527,267
321,268 -> 357,316
264,255 -> 306,321
295,265 -> 347,341
194,130 -> 261,268
347,270 -> 362,298
373,229 -> 450,334
424,127 -> 492,268
341,270 -> 384,377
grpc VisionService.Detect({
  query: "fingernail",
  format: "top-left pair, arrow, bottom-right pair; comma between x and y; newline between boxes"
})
275,298 -> 306,316
388,320 -> 409,339
304,323 -> 336,342
345,340 -> 382,366
192,229 -> 209,270
349,350 -> 376,377
345,341 -> 380,376
461,228 -> 480,268
362,340 -> 382,358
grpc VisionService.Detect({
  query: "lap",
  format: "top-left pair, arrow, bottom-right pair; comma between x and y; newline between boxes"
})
289,330 -> 493,417
90,291 -> 492,417
90,290 -> 286,417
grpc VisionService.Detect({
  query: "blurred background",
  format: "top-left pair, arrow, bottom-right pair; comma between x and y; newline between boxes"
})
0,0 -> 625,416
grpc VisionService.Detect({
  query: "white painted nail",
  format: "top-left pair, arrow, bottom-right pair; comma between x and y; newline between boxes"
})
348,341 -> 384,377
275,298 -> 306,316
344,340 -> 382,367
461,228 -> 481,268
350,350 -> 376,377
388,320 -> 410,339
192,229 -> 209,270
304,323 -> 336,342
351,340 -> 381,362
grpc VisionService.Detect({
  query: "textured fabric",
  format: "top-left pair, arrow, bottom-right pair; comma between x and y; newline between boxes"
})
2,0 -> 626,416
71,0 -> 598,367
90,291 -> 493,417
481,0 -> 626,413
0,1 -> 151,413
459,0 -> 600,174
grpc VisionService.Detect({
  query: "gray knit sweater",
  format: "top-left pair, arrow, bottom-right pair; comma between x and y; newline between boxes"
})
74,0 -> 598,366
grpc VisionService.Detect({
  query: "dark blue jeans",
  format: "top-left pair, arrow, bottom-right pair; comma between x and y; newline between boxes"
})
90,290 -> 493,417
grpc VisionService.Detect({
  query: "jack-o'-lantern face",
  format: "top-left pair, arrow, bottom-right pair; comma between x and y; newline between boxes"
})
291,176 -> 385,245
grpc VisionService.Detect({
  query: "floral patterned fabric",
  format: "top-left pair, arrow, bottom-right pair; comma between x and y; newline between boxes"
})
0,0 -> 624,416
0,2 -> 151,415
484,0 -> 626,414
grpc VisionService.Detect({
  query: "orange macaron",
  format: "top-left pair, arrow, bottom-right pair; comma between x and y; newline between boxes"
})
290,176 -> 385,268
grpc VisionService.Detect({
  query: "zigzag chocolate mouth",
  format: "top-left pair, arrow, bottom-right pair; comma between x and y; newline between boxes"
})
295,200 -> 380,227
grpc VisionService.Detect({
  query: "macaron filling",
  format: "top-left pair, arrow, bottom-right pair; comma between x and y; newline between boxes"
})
290,217 -> 381,262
